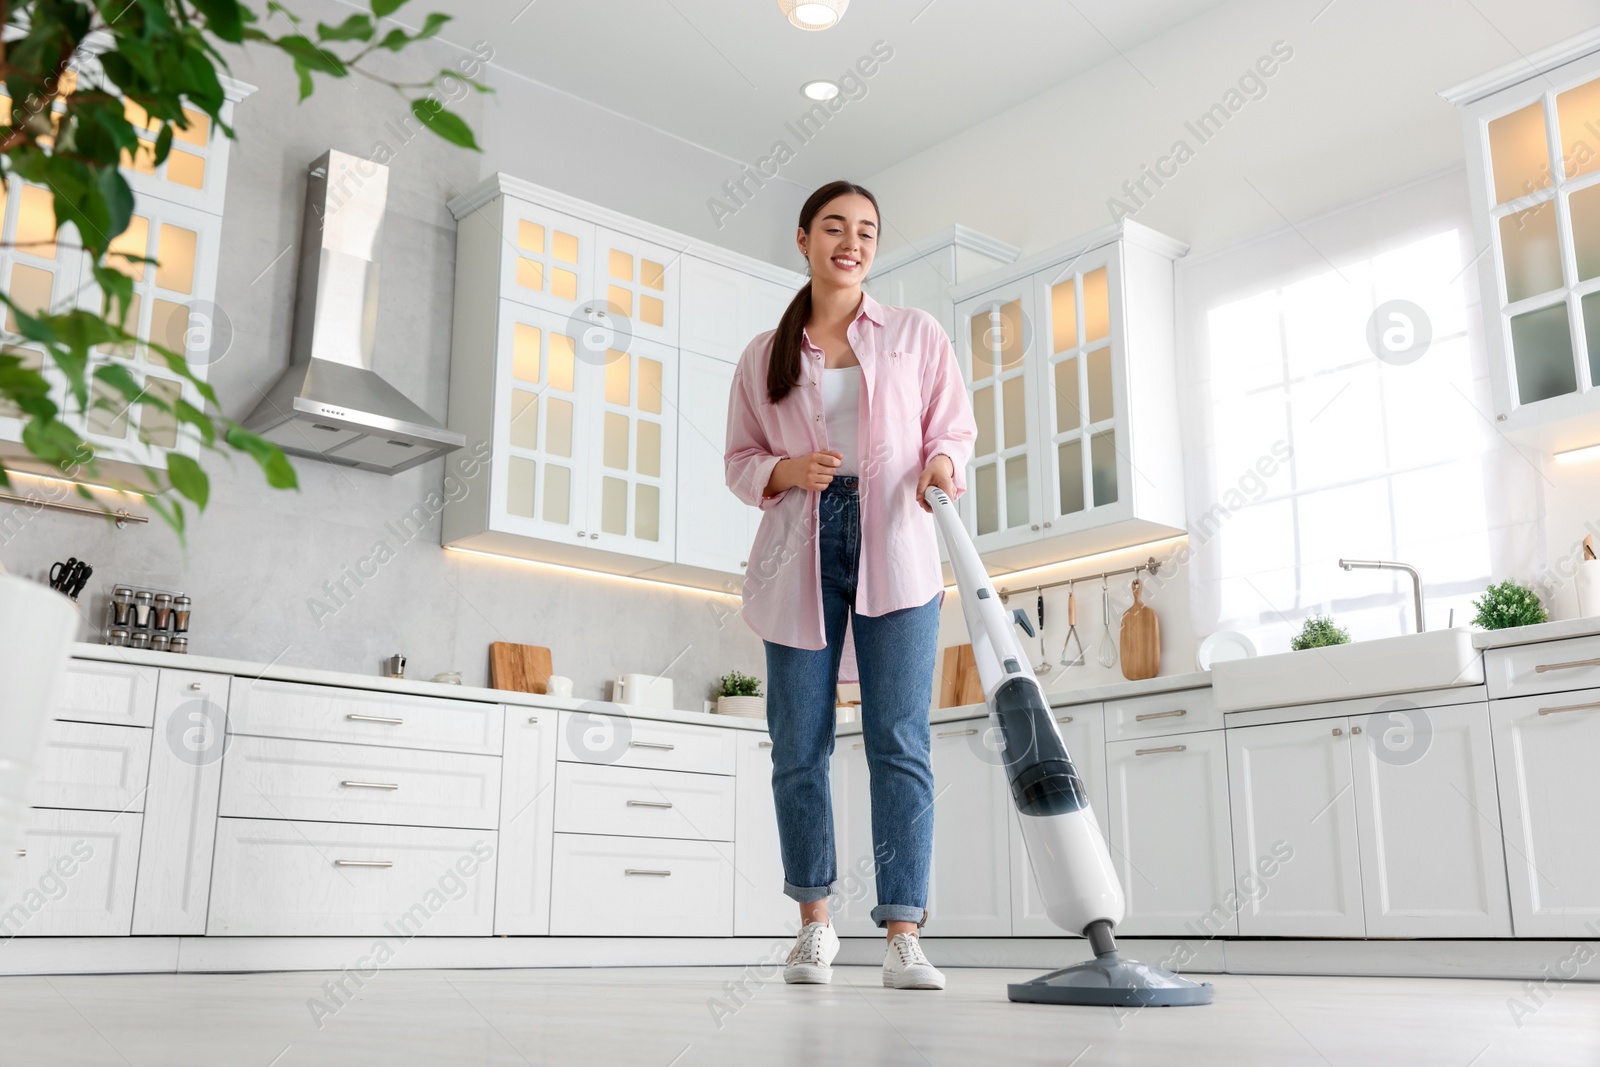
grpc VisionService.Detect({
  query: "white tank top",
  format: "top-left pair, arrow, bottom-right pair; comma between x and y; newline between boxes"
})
821,365 -> 861,476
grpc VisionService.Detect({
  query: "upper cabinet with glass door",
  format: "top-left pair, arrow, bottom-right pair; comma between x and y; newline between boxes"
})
1446,30 -> 1600,453
951,220 -> 1188,573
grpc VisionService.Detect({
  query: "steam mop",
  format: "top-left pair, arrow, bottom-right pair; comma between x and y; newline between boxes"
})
924,485 -> 1213,1007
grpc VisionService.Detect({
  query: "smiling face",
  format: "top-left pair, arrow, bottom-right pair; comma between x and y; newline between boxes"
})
798,192 -> 878,289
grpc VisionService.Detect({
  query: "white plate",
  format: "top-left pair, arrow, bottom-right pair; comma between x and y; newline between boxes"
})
1197,630 -> 1256,671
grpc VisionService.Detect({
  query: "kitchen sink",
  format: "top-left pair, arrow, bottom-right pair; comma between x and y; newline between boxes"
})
1210,627 -> 1483,713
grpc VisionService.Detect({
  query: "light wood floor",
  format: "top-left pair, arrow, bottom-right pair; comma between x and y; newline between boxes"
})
1,965 -> 1595,1065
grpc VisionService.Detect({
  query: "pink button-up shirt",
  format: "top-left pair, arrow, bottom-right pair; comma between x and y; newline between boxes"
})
724,290 -> 978,682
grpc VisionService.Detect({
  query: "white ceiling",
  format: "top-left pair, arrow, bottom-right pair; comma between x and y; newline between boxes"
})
412,0 -> 1228,185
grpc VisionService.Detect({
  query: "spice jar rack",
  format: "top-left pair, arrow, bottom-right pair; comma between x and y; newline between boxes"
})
104,583 -> 193,653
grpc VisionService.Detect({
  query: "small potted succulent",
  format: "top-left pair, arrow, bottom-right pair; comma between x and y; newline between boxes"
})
1471,579 -> 1548,630
714,670 -> 765,718
1291,613 -> 1351,651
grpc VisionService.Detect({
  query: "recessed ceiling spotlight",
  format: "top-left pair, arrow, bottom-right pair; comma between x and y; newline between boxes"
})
802,80 -> 839,101
778,0 -> 849,31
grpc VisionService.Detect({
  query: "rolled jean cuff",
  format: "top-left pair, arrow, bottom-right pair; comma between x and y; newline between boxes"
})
871,904 -> 928,928
783,879 -> 832,904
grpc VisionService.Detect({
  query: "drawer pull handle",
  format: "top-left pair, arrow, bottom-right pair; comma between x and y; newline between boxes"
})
1534,657 -> 1600,673
341,780 -> 400,791
758,740 -> 773,748
625,868 -> 672,877
1135,709 -> 1187,722
1056,715 -> 1073,724
1537,699 -> 1600,716
937,728 -> 979,738
347,714 -> 404,725
529,716 -> 540,724
14,849 -> 24,858
852,742 -> 865,749
188,682 -> 203,691
1135,744 -> 1186,756
334,860 -> 394,868
629,741 -> 676,751
627,799 -> 674,808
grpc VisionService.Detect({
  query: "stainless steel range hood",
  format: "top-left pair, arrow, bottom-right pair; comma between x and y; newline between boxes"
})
244,149 -> 464,474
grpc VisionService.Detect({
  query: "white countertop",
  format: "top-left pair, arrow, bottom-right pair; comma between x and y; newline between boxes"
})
68,643 -> 770,733
1470,615 -> 1600,649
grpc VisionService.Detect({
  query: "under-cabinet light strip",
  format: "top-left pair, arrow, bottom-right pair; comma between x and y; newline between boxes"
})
444,545 -> 744,599
942,534 -> 1190,593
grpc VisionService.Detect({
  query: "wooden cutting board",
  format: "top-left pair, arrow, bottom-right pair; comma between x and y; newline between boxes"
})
1119,579 -> 1160,680
489,642 -> 553,693
939,643 -> 985,708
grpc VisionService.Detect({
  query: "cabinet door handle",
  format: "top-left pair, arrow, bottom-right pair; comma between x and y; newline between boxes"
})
1332,727 -> 1343,736
188,682 -> 203,691
1534,657 -> 1600,673
1134,709 -> 1186,722
852,741 -> 865,749
1134,744 -> 1186,756
758,740 -> 773,748
14,849 -> 24,858
629,741 -> 675,751
1350,726 -> 1362,735
625,868 -> 672,877
1538,699 -> 1600,716
347,714 -> 404,725
627,799 -> 673,808
936,728 -> 979,738
341,780 -> 399,791
334,860 -> 393,868
528,716 -> 540,724
1056,715 -> 1073,724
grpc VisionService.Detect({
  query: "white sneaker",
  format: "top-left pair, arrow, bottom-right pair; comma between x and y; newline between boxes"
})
783,921 -> 840,984
882,932 -> 945,990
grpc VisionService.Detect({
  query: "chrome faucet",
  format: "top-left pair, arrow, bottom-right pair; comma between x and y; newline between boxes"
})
1338,559 -> 1425,633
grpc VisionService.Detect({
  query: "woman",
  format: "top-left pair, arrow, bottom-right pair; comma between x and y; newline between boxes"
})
724,180 -> 977,990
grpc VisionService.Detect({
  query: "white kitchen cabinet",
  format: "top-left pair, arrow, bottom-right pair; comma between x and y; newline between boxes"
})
1350,702 -> 1511,937
0,808 -> 143,937
132,669 -> 227,936
1490,686 -> 1600,935
1227,717 -> 1364,937
51,660 -> 157,727
1011,703 -> 1107,935
1104,729 -> 1234,937
949,221 -> 1187,571
927,719 -> 1011,935
865,225 -> 1019,341
548,833 -> 732,937
227,677 -> 503,756
444,174 -> 804,591
829,737 -> 879,935
32,720 -> 151,814
675,350 -> 759,578
1445,36 -> 1600,452
553,762 -> 735,841
495,706 -> 558,936
734,732 -> 793,937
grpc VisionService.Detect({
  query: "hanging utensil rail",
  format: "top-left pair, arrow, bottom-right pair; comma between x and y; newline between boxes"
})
997,556 -> 1162,604
0,491 -> 147,528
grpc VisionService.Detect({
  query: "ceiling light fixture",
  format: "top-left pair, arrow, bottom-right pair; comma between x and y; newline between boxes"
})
802,79 -> 839,101
778,0 -> 849,31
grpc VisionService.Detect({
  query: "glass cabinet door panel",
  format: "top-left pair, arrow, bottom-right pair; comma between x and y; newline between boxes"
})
1057,439 -> 1085,515
1488,101 -> 1553,205
17,186 -> 56,259
552,268 -> 579,300
603,411 -> 629,469
638,356 -> 663,413
165,151 -> 204,190
139,378 -> 182,448
108,216 -> 149,280
509,390 -> 539,450
7,265 -> 53,330
970,310 -> 997,379
1083,267 -> 1110,343
87,378 -> 129,439
0,345 -> 40,418
108,294 -> 141,358
155,224 -> 197,294
1050,279 -> 1077,353
513,323 -> 541,382
601,475 -> 628,535
635,483 -> 660,542
507,457 -> 537,518
1002,374 -> 1027,448
546,397 -> 573,457
1568,183 -> 1600,281
549,333 -> 575,391
175,108 -> 209,145
973,384 -> 995,455
1509,302 -> 1576,403
1558,77 -> 1600,181
1499,206 -> 1563,302
518,221 -> 545,254
637,419 -> 661,478
1583,291 -> 1600,388
516,258 -> 544,293
1054,357 -> 1080,433
543,463 -> 571,524
607,285 -> 632,319
150,300 -> 190,357
609,249 -> 632,281
975,463 -> 999,536
1090,429 -> 1118,506
605,351 -> 631,405
553,231 -> 579,264
998,299 -> 1027,369
1005,454 -> 1030,529
1087,347 -> 1114,423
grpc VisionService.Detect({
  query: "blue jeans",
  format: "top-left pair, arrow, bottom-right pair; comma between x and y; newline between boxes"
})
763,475 -> 942,928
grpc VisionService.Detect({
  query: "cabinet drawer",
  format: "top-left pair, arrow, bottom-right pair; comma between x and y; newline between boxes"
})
549,833 -> 733,936
218,736 -> 501,830
207,817 -> 497,936
32,720 -> 151,813
557,711 -> 735,775
228,679 -> 503,756
553,763 -> 735,841
1104,687 -> 1219,740
1,808 -> 142,936
54,660 -> 157,727
1485,635 -> 1600,699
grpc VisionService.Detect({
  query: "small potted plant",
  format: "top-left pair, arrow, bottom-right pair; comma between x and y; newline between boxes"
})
1291,613 -> 1350,651
1471,579 -> 1548,630
714,670 -> 765,718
